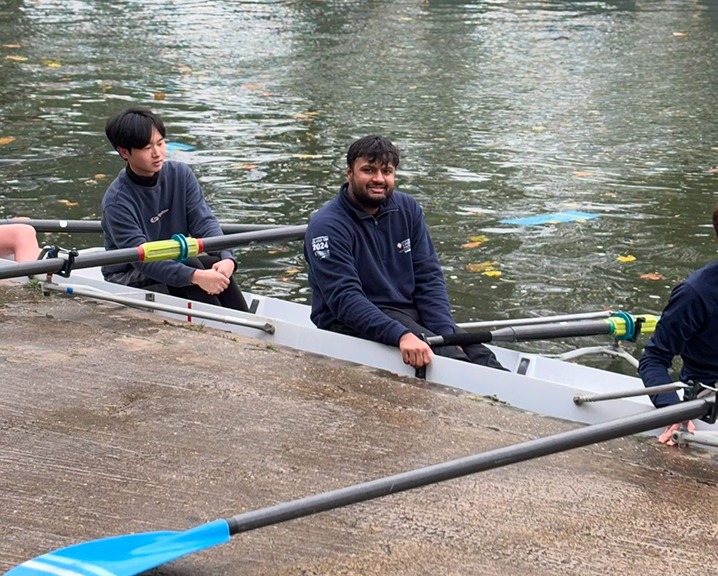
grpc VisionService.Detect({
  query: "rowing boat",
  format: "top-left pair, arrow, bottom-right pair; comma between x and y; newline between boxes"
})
12,252 -> 711,438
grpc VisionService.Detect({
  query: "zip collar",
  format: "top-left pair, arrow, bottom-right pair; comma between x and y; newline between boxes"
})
338,183 -> 399,221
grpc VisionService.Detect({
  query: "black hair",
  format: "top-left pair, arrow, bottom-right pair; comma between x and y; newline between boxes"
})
105,107 -> 166,151
346,135 -> 400,169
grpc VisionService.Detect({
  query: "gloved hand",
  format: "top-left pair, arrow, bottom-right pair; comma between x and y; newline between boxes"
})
657,421 -> 696,446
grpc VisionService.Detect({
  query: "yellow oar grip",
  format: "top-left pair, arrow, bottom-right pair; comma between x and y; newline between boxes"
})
608,314 -> 659,338
138,237 -> 201,262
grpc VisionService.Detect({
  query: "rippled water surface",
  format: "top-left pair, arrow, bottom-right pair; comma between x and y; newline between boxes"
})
2,0 -> 718,359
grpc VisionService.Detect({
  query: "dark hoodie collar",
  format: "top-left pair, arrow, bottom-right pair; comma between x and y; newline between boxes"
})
125,165 -> 160,187
339,182 -> 397,219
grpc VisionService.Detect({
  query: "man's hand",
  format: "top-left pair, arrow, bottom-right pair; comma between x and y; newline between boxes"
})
658,421 -> 696,446
190,268 -> 230,296
398,332 -> 433,369
212,258 -> 235,278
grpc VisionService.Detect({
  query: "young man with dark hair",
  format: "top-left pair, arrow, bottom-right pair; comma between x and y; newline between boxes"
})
101,107 -> 248,311
638,204 -> 718,442
304,135 -> 505,371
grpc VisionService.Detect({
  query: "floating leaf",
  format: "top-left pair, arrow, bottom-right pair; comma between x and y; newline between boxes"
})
531,125 -> 546,132
640,272 -> 665,281
573,171 -> 593,177
153,92 -> 167,101
617,255 -> 636,263
58,199 -> 79,207
240,164 -> 258,171
294,154 -> 324,159
94,173 -> 107,180
3,44 -> 22,48
294,112 -> 319,120
466,261 -> 499,273
468,235 -> 488,243
0,136 -> 16,146
483,270 -> 502,278
462,240 -> 485,249
43,60 -> 61,68
5,55 -> 27,62
672,31 -> 688,37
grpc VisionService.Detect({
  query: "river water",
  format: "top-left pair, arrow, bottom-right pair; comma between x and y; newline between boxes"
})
2,0 -> 717,360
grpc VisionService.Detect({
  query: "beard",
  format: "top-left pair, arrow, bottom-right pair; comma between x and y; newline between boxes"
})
347,177 -> 394,211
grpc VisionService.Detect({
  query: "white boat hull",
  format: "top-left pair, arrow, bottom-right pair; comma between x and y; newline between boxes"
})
32,263 -> 716,437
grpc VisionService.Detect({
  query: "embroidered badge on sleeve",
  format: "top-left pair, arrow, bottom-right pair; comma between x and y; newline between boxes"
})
311,235 -> 330,259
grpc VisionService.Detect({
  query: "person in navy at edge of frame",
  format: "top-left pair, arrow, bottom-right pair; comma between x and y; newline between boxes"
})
100,107 -> 249,311
637,204 -> 718,444
304,135 -> 507,372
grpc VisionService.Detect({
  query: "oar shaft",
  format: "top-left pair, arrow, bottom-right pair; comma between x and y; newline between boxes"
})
573,382 -> 687,405
425,320 -> 612,347
458,310 -> 612,329
0,225 -> 307,280
427,314 -> 658,347
0,218 -> 285,234
226,398 -> 714,535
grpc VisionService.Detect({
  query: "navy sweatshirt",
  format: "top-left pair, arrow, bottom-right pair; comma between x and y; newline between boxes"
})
101,161 -> 233,287
638,260 -> 718,407
304,184 -> 456,346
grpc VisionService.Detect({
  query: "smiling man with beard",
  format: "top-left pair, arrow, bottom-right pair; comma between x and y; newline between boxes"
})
304,135 -> 505,372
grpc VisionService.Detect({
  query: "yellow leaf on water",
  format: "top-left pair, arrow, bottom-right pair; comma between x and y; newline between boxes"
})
531,125 -> 546,132
294,112 -> 319,120
640,272 -> 665,281
462,241 -> 484,249
58,199 -> 79,207
483,270 -> 502,278
672,31 -> 688,37
94,173 -> 107,180
468,235 -> 488,243
3,44 -> 22,49
43,60 -> 61,68
0,136 -> 16,146
284,268 -> 300,275
5,55 -> 27,62
466,261 -> 499,273
573,171 -> 593,177
617,255 -> 636,263
153,92 -> 167,101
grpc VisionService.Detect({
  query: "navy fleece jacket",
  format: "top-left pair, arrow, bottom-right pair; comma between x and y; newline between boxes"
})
638,260 -> 718,407
304,184 -> 456,346
101,161 -> 232,287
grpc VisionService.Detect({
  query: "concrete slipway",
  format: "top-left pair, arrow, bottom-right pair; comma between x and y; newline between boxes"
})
1,281 -> 717,576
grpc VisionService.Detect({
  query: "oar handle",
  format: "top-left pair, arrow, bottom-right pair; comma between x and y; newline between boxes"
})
424,332 -> 492,346
225,397 -> 715,536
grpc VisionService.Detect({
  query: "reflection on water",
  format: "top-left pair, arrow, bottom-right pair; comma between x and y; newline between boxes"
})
2,1 -> 718,355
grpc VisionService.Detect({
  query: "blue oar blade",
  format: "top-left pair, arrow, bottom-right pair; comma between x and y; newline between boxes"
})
6,519 -> 231,576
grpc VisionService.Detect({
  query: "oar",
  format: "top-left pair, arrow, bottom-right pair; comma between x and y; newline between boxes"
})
426,313 -> 658,347
0,218 -> 286,234
7,397 -> 715,576
458,310 -> 613,330
0,225 -> 307,281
